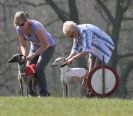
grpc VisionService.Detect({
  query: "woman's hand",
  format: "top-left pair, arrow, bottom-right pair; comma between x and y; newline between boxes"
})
26,53 -> 35,61
66,56 -> 76,64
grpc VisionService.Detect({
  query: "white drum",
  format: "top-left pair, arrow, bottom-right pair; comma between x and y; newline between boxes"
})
87,65 -> 119,97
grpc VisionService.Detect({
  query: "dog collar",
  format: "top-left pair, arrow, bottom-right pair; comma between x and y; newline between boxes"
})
19,60 -> 25,65
60,64 -> 67,67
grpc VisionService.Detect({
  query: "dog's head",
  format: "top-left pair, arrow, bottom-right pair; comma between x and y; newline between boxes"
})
8,54 -> 25,64
51,57 -> 66,67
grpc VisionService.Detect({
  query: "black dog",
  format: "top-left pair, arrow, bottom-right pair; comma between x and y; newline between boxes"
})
8,54 -> 37,96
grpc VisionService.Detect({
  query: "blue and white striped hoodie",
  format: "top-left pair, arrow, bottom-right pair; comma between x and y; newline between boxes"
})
71,24 -> 115,64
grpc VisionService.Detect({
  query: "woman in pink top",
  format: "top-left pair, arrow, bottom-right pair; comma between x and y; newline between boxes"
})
14,11 -> 55,96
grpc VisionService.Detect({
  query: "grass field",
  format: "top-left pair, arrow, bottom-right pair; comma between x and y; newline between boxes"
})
0,97 -> 133,116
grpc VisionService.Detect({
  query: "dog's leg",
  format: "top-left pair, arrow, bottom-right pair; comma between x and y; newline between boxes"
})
66,83 -> 68,97
26,82 -> 29,97
32,78 -> 37,96
80,70 -> 90,97
18,75 -> 23,96
26,76 -> 38,97
65,83 -> 69,97
20,80 -> 23,96
62,81 -> 65,97
67,83 -> 70,97
80,79 -> 87,97
26,77 -> 31,97
62,81 -> 68,97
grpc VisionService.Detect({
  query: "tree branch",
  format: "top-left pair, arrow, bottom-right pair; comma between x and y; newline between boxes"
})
45,18 -> 60,27
68,0 -> 79,23
95,0 -> 114,24
44,0 -> 69,22
0,1 -> 47,7
122,0 -> 132,13
123,17 -> 133,21
118,53 -> 133,60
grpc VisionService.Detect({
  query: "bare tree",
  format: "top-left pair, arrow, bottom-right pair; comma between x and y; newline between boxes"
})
44,0 -> 87,68
0,0 -> 133,97
95,0 -> 133,97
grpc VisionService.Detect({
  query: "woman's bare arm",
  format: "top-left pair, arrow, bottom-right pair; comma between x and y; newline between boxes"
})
18,34 -> 28,57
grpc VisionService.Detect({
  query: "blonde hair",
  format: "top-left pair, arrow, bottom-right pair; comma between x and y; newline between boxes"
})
63,21 -> 77,37
13,11 -> 29,27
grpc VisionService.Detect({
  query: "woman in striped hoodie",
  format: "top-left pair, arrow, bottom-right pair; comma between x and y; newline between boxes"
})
63,21 -> 115,72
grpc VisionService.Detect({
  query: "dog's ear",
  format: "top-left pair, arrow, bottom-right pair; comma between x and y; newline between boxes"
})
12,53 -> 22,57
8,56 -> 16,63
8,53 -> 24,63
19,54 -> 23,57
8,58 -> 12,63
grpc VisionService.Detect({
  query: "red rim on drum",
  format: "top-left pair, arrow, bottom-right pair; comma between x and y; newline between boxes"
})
87,65 -> 119,97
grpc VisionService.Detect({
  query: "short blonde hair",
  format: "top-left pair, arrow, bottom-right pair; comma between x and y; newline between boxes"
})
63,21 -> 77,37
13,11 -> 28,27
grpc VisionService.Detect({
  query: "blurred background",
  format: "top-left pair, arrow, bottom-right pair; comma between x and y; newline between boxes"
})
0,0 -> 133,98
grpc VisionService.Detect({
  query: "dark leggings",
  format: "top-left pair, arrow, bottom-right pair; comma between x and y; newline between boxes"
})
28,45 -> 55,96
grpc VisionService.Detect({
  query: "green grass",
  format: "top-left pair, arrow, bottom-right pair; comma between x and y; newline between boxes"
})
0,97 -> 133,116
